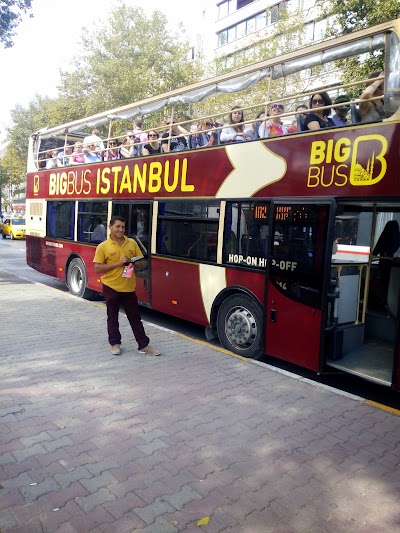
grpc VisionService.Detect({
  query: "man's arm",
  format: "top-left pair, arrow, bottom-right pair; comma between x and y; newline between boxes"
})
94,256 -> 129,274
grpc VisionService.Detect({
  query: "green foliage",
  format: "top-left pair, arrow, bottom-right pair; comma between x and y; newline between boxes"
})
322,0 -> 399,34
0,0 -> 33,48
320,0 -> 400,91
58,2 -> 202,131
4,2 -> 203,172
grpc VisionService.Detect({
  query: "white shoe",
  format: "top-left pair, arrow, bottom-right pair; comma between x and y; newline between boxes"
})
110,344 -> 121,356
138,345 -> 160,356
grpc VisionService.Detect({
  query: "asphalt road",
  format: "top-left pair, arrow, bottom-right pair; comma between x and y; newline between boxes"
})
1,238 -> 400,410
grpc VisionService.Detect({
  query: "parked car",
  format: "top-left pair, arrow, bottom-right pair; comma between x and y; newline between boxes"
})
1,217 -> 26,239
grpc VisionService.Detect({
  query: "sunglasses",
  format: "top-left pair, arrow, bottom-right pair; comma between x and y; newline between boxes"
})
148,133 -> 158,137
312,98 -> 325,104
272,104 -> 284,110
205,122 -> 213,126
109,142 -> 117,146
128,135 -> 136,139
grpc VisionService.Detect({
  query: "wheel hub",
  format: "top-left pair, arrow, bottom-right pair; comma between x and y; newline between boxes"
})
226,307 -> 257,347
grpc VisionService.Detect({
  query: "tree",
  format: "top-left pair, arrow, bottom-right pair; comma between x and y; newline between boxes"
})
322,0 -> 399,34
319,0 -> 400,92
0,0 -> 33,48
58,2 -> 203,130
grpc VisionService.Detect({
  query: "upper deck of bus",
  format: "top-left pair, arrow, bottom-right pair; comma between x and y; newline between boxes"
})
26,18 -> 400,203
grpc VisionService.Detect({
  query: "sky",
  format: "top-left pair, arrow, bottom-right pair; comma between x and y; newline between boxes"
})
0,0 -> 208,140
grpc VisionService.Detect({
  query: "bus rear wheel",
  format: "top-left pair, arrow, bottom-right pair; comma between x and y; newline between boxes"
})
67,258 -> 95,299
217,294 -> 263,358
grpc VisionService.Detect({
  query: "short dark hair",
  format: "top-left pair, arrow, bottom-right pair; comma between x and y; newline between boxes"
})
110,215 -> 125,225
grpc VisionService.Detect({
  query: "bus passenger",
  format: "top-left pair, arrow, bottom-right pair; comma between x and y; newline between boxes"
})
258,103 -> 288,138
72,142 -> 85,164
188,124 -> 207,149
220,106 -> 253,143
142,130 -> 161,155
57,145 -> 73,167
372,220 -> 400,306
91,217 -> 107,243
84,143 -> 102,164
287,104 -> 308,133
83,129 -> 105,154
161,118 -> 188,152
331,95 -> 351,127
104,140 -> 121,161
120,131 -> 138,158
302,92 -> 334,131
249,110 -> 267,139
46,150 -> 59,169
359,71 -> 385,123
199,119 -> 219,146
93,215 -> 160,357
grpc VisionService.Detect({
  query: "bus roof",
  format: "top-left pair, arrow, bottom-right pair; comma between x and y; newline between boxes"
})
34,19 -> 399,138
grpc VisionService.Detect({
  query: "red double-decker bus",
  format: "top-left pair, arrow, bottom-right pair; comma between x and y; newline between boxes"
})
26,20 -> 400,389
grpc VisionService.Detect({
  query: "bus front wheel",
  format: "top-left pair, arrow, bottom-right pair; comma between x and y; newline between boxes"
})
217,294 -> 263,358
67,258 -> 95,299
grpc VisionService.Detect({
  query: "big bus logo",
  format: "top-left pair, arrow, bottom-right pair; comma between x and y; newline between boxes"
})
307,134 -> 387,188
33,175 -> 40,195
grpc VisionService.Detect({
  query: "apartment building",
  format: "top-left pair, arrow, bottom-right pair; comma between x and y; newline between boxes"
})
212,0 -> 329,68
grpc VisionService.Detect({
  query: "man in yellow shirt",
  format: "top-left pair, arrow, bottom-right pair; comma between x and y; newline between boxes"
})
93,215 -> 160,356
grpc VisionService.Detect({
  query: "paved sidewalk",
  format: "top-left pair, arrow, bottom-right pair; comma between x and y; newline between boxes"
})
1,269 -> 400,533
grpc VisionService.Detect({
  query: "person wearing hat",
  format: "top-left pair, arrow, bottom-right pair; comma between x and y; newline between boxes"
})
332,95 -> 351,127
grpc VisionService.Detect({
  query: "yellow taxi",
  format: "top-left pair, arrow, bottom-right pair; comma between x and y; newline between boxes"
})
1,217 -> 26,239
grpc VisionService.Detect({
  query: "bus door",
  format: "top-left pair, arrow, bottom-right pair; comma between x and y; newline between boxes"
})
111,201 -> 151,305
265,201 -> 335,372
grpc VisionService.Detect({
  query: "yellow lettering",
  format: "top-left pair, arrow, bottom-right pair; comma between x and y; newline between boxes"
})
100,168 -> 111,194
83,170 -> 91,194
334,165 -> 348,186
334,138 -> 351,163
60,173 -> 68,195
119,166 -> 132,194
180,159 -> 194,192
307,167 -> 320,187
310,141 -> 326,165
134,163 -> 147,193
49,173 -> 57,195
67,172 -> 75,194
164,161 -> 177,193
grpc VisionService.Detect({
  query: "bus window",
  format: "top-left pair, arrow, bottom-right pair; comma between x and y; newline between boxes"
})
270,204 -> 330,308
77,201 -> 108,243
223,201 -> 269,268
157,201 -> 219,262
47,201 -> 75,240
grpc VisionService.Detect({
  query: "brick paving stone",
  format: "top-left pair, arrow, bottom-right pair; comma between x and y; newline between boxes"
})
20,476 -> 61,502
2,269 -> 400,533
0,509 -> 19,530
75,487 -> 116,512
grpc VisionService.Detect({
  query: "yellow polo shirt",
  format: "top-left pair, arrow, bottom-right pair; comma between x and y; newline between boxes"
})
93,236 -> 143,292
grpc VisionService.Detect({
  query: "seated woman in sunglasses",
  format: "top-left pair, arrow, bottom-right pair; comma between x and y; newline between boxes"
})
259,103 -> 288,138
103,140 -> 121,161
143,131 -> 162,155
302,92 -> 334,131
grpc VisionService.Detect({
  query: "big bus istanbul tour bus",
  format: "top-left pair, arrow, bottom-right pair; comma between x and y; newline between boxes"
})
26,19 -> 400,389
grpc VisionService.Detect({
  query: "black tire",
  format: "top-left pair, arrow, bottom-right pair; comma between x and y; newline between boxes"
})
67,258 -> 95,299
217,294 -> 263,358
2,233 -> 6,239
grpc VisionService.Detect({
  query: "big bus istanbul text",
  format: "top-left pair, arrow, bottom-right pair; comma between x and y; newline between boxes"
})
45,159 -> 194,197
307,134 -> 388,188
